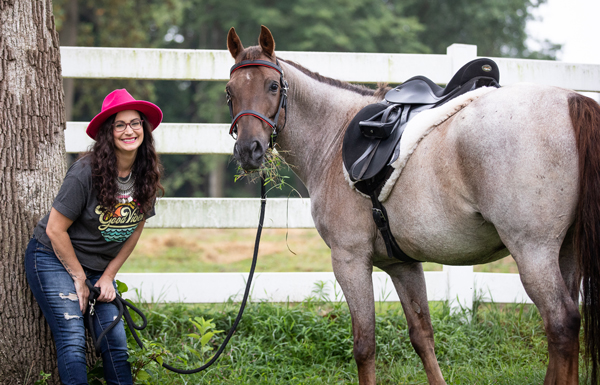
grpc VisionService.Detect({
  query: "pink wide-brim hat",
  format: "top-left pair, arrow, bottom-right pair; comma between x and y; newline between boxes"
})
86,89 -> 163,139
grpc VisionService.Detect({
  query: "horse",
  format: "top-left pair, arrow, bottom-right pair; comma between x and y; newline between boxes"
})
224,25 -> 600,385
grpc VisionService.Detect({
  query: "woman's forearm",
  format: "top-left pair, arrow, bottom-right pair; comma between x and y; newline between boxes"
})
48,231 -> 86,281
46,212 -> 85,282
46,208 -> 89,312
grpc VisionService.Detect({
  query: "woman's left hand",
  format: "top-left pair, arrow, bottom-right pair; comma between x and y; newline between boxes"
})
94,275 -> 117,302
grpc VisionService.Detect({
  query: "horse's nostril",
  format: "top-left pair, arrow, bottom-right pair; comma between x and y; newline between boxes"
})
233,142 -> 241,159
251,140 -> 263,161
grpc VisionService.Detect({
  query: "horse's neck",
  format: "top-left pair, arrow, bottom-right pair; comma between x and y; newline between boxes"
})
276,63 -> 379,192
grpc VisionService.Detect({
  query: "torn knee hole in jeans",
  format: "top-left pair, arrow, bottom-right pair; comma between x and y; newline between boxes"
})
63,313 -> 81,320
59,292 -> 78,301
60,293 -> 81,320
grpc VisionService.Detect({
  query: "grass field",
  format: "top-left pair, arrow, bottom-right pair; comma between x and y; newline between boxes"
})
106,229 -> 590,385
124,228 -> 519,274
106,295 -> 588,385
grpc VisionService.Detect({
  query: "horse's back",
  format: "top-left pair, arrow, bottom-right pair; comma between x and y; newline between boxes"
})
388,84 -> 579,264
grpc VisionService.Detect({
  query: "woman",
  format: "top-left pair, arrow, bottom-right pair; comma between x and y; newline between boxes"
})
25,89 -> 164,384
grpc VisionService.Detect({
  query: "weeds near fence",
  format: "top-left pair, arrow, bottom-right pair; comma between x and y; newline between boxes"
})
87,284 -> 589,385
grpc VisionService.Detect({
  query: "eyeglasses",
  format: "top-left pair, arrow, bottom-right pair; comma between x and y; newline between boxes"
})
112,119 -> 144,132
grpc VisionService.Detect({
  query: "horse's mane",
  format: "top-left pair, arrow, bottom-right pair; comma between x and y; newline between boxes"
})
280,58 -> 389,98
239,47 -> 389,98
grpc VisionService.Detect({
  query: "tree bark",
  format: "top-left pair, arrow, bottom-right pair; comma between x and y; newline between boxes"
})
208,155 -> 226,197
0,0 -> 65,384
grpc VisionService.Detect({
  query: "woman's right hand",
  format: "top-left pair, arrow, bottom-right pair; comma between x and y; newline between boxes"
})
73,278 -> 90,314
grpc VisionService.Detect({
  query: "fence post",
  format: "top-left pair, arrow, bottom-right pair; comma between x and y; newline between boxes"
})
446,44 -> 478,75
443,265 -> 474,315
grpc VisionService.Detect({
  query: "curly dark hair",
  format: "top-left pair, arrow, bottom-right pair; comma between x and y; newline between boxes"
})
85,112 -> 164,215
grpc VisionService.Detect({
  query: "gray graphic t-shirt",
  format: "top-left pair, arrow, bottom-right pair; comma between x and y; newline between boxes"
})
34,157 -> 155,271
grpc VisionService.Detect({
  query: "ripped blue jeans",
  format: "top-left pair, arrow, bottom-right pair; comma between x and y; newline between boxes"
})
25,237 -> 132,385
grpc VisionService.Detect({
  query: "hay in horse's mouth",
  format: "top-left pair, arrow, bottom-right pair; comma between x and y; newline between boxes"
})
234,147 -> 295,192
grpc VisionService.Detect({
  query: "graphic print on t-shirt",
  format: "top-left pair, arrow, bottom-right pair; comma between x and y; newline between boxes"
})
95,201 -> 144,242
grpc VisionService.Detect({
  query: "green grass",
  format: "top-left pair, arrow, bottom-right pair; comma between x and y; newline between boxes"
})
124,229 -> 519,274
114,294 -> 588,385
112,229 -> 553,384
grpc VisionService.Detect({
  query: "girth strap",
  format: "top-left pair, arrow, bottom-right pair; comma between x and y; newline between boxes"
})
369,193 -> 418,263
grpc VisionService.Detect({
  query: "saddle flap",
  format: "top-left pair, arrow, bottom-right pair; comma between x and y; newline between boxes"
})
343,103 -> 397,181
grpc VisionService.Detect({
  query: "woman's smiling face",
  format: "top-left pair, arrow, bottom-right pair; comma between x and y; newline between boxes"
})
113,110 -> 144,156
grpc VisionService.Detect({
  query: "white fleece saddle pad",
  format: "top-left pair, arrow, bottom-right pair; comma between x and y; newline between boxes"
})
344,86 -> 498,201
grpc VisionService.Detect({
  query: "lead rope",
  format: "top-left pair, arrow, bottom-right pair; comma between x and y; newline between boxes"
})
85,176 -> 267,374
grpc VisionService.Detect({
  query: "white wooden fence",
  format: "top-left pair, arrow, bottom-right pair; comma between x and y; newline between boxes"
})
61,45 -> 600,309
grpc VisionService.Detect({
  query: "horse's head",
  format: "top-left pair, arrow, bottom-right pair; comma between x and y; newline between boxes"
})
226,25 -> 287,171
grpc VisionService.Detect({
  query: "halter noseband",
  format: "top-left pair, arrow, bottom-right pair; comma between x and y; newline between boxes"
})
227,59 -> 289,144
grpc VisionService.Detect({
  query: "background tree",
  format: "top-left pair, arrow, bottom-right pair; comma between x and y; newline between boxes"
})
51,0 -> 559,200
402,0 -> 560,58
0,0 -> 66,383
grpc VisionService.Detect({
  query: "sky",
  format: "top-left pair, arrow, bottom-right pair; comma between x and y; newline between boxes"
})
527,0 -> 600,65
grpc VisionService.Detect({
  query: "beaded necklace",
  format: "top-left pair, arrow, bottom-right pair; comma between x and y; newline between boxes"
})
116,172 -> 135,203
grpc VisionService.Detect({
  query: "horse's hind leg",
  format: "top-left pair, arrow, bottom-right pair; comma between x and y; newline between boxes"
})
382,262 -> 447,385
331,248 -> 377,385
558,228 -> 579,304
511,244 -> 581,385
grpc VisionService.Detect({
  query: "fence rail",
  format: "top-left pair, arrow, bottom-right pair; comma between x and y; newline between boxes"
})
61,46 -> 600,91
62,45 -> 600,307
116,271 -> 532,304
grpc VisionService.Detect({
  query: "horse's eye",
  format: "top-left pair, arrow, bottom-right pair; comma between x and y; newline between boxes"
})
270,83 -> 279,92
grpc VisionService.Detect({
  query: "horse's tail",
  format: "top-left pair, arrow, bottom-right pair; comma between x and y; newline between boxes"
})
569,93 -> 600,384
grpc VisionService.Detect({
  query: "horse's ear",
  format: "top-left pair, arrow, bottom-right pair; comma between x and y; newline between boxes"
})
227,27 -> 244,59
258,25 -> 275,57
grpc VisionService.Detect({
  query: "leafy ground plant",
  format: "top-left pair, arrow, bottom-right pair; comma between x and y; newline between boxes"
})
125,284 -> 225,384
98,287 -> 589,385
86,281 -> 225,384
33,371 -> 51,385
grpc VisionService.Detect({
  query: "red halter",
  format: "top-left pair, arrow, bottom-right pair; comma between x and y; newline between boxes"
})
227,59 -> 288,143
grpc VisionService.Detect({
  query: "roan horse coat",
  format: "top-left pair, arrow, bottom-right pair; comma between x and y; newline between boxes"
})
225,26 -> 600,385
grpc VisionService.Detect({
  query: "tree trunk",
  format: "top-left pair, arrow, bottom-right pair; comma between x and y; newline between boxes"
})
0,0 -> 66,384
208,155 -> 226,197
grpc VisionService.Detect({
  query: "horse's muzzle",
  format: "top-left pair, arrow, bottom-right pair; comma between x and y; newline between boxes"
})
234,139 -> 266,171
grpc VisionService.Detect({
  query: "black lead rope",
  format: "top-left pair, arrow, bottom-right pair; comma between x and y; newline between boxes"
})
85,177 -> 267,374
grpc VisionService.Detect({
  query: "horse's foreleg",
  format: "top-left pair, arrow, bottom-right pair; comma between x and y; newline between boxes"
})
383,262 -> 447,385
513,247 -> 581,385
331,248 -> 376,385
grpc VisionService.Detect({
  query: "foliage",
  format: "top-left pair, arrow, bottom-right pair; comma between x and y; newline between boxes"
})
86,360 -> 104,385
84,280 -> 224,384
53,0 -> 560,198
113,289 -> 588,384
33,371 -> 51,385
53,0 -> 183,121
402,0 -> 559,59
123,282 -> 224,383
